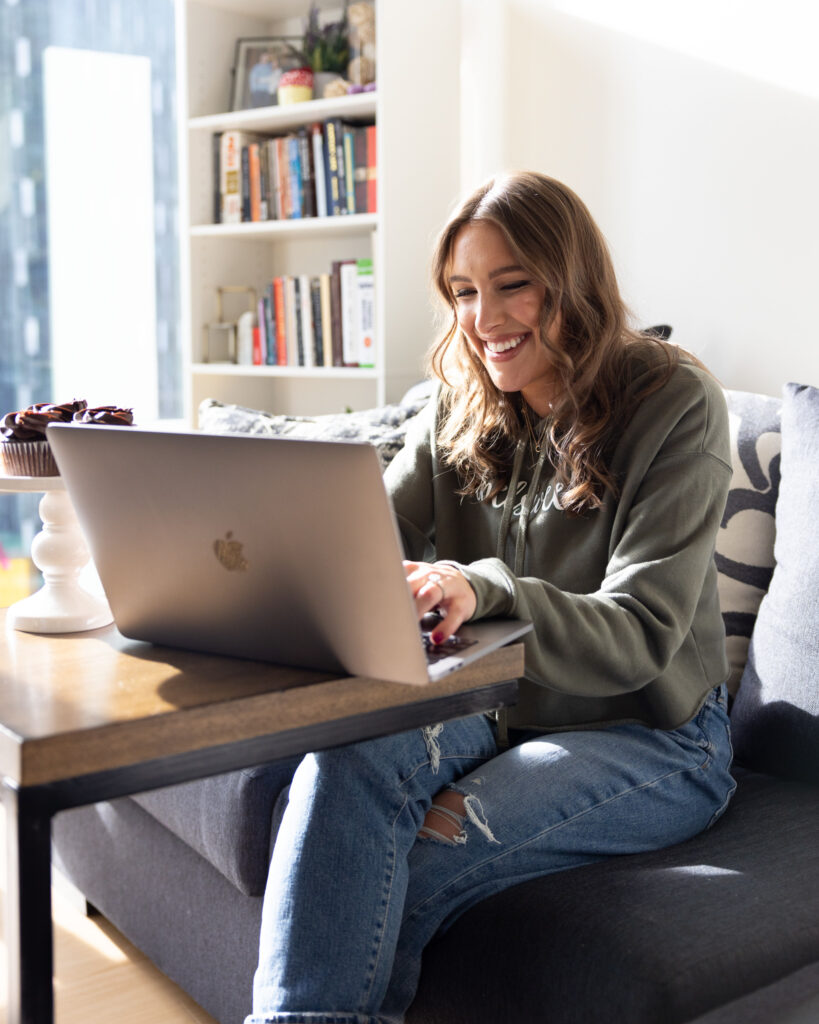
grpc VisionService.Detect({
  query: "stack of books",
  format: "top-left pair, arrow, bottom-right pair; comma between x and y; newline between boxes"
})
238,258 -> 375,369
216,118 -> 377,224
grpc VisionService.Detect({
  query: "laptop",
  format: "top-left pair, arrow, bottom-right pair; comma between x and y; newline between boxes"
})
47,425 -> 532,685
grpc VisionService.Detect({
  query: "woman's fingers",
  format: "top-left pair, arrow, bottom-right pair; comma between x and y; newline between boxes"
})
402,561 -> 477,641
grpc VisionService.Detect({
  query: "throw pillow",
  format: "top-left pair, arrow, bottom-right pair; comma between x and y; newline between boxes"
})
731,382 -> 819,782
197,394 -> 430,470
716,390 -> 782,694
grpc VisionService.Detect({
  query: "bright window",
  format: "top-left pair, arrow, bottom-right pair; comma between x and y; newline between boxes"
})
0,0 -> 179,592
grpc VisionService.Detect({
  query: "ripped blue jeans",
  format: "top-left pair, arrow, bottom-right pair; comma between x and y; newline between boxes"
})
247,684 -> 735,1024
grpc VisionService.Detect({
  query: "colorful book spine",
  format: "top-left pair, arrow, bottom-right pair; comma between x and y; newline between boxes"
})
339,260 -> 359,366
212,132 -> 222,223
343,126 -> 356,215
366,123 -> 377,213
248,143 -> 262,222
298,273 -> 314,367
220,130 -> 259,223
319,273 -> 333,366
273,276 -> 287,365
311,123 -> 328,218
298,127 -> 316,218
309,276 -> 324,367
284,276 -> 299,366
352,125 -> 369,214
324,118 -> 344,217
356,258 -> 375,367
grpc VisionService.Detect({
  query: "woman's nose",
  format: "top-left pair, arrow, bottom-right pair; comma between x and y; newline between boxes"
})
474,292 -> 504,334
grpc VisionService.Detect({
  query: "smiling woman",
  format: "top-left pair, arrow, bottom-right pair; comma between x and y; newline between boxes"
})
245,171 -> 737,1024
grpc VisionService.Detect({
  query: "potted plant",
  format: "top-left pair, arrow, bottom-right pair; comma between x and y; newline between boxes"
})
302,2 -> 350,98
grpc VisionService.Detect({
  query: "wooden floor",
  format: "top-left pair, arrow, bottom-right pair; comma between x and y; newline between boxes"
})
0,806 -> 218,1024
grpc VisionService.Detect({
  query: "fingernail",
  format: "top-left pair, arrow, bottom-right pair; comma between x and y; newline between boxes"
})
431,631 -> 445,645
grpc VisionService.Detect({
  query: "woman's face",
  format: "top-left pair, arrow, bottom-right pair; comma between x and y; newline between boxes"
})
449,220 -> 559,416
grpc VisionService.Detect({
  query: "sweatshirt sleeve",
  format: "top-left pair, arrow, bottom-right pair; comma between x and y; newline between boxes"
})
452,377 -> 733,698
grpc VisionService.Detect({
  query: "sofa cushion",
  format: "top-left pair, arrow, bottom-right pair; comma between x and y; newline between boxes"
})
197,393 -> 430,470
408,768 -> 819,1024
716,390 -> 782,694
730,382 -> 819,783
131,756 -> 301,896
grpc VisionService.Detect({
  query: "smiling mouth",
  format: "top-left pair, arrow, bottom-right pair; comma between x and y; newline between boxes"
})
484,332 -> 529,354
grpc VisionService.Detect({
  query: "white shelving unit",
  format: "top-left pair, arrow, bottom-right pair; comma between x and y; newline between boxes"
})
179,0 -> 462,421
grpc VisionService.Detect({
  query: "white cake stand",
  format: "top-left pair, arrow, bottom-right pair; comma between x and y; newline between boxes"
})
0,473 -> 114,633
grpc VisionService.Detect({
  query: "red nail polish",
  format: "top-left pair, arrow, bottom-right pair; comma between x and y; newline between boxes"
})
431,631 -> 444,645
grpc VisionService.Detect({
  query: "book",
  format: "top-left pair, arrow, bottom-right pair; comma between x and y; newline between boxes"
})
324,118 -> 344,217
288,135 -> 303,219
276,137 -> 291,219
258,142 -> 270,221
220,130 -> 260,223
311,123 -> 328,218
248,142 -> 262,222
339,260 -> 359,366
356,258 -> 375,367
342,126 -> 356,215
265,139 -> 280,220
240,145 -> 251,221
272,276 -> 287,365
252,324 -> 263,365
284,276 -> 299,366
351,124 -> 369,213
297,127 -> 316,219
263,286 -> 277,364
329,260 -> 351,365
309,276 -> 324,367
298,273 -> 314,367
366,123 -> 377,213
319,273 -> 333,366
212,132 -> 222,223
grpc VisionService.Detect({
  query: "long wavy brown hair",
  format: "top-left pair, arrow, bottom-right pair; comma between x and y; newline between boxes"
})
429,171 -> 683,515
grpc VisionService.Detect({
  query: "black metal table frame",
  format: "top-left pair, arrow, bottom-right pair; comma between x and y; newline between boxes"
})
1,677 -> 518,1024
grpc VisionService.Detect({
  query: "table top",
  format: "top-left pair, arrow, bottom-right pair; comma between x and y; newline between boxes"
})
0,611 -> 524,788
0,473 -> 65,493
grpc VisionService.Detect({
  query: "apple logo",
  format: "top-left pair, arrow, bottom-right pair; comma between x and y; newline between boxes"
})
213,531 -> 249,572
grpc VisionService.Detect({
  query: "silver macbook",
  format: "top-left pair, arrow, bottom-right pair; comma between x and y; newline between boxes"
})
47,424 -> 531,685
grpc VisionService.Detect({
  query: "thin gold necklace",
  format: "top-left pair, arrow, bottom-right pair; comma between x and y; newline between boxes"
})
522,403 -> 549,454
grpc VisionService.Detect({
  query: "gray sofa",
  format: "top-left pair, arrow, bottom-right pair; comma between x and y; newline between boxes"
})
52,380 -> 819,1023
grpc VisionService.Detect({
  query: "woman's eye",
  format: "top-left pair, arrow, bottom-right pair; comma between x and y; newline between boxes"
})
501,280 -> 530,291
453,288 -> 476,299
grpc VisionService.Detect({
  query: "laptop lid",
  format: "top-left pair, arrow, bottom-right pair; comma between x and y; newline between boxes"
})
47,425 -> 530,685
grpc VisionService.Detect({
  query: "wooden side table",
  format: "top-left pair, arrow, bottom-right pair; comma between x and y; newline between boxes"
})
0,612 -> 521,1024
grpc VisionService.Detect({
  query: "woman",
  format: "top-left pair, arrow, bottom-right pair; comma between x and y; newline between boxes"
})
247,172 -> 735,1024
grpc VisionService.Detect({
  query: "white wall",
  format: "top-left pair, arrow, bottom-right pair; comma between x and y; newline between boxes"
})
461,0 -> 819,397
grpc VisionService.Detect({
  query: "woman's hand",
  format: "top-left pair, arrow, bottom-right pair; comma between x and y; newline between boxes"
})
403,561 -> 477,643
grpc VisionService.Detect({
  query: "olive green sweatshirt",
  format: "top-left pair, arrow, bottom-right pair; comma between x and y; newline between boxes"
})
384,360 -> 732,733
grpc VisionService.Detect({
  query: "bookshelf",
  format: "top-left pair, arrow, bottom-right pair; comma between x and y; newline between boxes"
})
179,0 -> 462,420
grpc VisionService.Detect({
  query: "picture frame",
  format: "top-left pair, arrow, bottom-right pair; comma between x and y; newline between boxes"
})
230,36 -> 306,112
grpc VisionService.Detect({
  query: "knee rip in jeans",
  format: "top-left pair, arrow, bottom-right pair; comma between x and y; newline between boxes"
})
417,784 -> 500,846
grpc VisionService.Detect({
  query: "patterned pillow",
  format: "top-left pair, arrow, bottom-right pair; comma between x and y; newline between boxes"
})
730,382 -> 819,781
716,390 -> 782,694
197,394 -> 430,470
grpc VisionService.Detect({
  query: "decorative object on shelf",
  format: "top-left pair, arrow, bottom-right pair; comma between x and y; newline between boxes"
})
230,36 -> 306,111
278,67 -> 314,105
303,2 -> 350,99
0,474 -> 114,633
347,2 -> 376,86
202,286 -> 258,363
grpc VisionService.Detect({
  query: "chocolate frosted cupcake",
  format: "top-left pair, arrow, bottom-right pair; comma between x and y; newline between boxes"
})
73,405 -> 134,426
1,399 -> 87,476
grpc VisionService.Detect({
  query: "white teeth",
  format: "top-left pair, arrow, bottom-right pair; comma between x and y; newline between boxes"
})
485,333 -> 527,353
